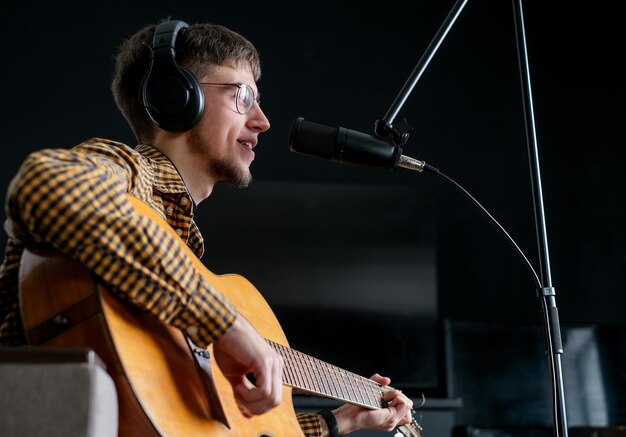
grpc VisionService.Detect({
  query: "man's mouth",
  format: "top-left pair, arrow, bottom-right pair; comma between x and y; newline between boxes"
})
237,139 -> 256,150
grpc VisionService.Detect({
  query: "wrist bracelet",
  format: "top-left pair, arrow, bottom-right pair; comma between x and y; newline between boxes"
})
318,409 -> 339,437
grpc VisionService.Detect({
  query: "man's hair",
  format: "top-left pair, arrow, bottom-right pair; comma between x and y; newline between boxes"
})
111,21 -> 261,143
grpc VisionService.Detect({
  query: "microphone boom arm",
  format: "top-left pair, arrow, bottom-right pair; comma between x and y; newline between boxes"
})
374,0 -> 469,144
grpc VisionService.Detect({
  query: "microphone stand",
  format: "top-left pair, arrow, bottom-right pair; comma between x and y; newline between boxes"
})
512,2 -> 568,436
374,0 -> 569,435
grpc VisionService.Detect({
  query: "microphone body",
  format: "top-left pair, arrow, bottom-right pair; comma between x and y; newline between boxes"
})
289,117 -> 401,170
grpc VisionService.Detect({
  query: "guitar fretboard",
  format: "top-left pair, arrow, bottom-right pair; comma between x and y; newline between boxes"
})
267,340 -> 386,409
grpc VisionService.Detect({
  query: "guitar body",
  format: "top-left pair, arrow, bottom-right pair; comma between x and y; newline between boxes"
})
19,196 -> 303,436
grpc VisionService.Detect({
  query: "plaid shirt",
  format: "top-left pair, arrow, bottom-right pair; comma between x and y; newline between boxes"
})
0,138 -> 321,436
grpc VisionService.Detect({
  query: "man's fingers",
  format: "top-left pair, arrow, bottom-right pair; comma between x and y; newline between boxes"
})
381,388 -> 414,429
213,317 -> 285,417
370,373 -> 391,386
233,353 -> 283,415
234,383 -> 282,416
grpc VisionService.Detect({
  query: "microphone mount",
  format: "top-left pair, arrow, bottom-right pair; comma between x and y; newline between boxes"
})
374,118 -> 413,147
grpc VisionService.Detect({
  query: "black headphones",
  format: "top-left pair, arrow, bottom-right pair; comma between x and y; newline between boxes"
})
140,20 -> 204,132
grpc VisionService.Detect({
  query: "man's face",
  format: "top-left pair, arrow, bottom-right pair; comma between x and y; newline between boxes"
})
188,61 -> 270,188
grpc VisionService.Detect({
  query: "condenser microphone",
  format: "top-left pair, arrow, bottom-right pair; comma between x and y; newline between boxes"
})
288,117 -> 427,172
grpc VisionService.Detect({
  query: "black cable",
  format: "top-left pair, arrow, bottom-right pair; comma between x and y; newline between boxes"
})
423,163 -> 541,289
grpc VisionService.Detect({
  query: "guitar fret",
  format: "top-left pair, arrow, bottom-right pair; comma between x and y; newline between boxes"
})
369,380 -> 385,408
336,368 -> 351,403
358,375 -> 377,408
342,369 -> 359,405
354,373 -> 367,405
316,360 -> 333,399
294,348 -> 309,391
282,346 -> 299,387
360,374 -> 373,406
346,371 -> 363,405
300,353 -> 313,392
340,368 -> 360,404
282,346 -> 296,386
277,343 -> 296,387
323,361 -> 340,399
287,349 -> 304,388
327,364 -> 344,399
296,352 -> 316,392
309,355 -> 323,394
359,376 -> 378,407
372,381 -> 384,406
295,349 -> 312,392
270,341 -> 297,389
350,372 -> 366,406
322,361 -> 344,400
305,352 -> 324,396
305,351 -> 319,393
346,371 -> 378,408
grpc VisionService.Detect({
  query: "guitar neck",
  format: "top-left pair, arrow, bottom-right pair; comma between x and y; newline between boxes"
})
268,340 -> 423,437
268,340 -> 385,409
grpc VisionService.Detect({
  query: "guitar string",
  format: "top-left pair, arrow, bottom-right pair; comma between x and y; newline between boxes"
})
283,341 -> 384,406
218,337 -> 417,434
267,340 -> 387,408
272,340 -> 386,408
271,341 -> 354,402
288,347 -> 363,406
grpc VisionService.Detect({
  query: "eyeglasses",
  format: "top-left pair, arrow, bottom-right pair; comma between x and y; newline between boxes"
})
200,82 -> 260,114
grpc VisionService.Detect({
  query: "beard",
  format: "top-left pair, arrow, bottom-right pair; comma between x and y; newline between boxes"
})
209,159 -> 252,189
189,130 -> 252,189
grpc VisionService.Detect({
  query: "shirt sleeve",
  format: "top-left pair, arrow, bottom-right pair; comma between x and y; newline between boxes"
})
5,141 -> 237,346
297,413 -> 322,437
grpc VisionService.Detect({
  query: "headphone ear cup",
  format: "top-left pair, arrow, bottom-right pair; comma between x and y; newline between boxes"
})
141,65 -> 204,132
140,20 -> 205,133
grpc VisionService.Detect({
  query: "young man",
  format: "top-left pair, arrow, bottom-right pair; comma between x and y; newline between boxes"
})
0,20 -> 413,436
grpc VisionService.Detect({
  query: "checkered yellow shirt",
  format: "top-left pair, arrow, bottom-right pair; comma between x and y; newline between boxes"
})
0,138 -> 321,435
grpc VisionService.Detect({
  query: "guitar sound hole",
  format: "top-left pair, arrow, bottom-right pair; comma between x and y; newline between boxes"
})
257,433 -> 273,437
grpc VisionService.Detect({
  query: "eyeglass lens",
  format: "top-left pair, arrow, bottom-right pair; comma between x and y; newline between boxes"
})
236,84 -> 255,114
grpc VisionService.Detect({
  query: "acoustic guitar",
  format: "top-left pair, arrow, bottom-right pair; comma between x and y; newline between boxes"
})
19,195 -> 423,436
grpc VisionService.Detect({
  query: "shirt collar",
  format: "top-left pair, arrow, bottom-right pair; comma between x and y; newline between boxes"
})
135,144 -> 189,194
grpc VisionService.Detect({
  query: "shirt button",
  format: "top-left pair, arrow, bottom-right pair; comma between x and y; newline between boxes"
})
175,229 -> 183,236
181,197 -> 189,206
186,325 -> 198,336
166,206 -> 174,213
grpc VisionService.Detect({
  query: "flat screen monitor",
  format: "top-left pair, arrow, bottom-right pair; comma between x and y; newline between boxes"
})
197,181 -> 438,394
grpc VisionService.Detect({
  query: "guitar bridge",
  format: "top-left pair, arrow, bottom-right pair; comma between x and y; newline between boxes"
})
185,336 -> 229,429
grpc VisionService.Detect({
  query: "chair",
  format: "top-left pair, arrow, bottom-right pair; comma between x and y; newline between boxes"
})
0,346 -> 118,437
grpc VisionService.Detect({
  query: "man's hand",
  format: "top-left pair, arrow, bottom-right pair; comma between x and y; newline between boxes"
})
212,316 -> 284,417
325,374 -> 413,435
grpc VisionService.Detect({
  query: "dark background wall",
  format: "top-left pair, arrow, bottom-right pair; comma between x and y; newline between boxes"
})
1,0 -> 624,429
